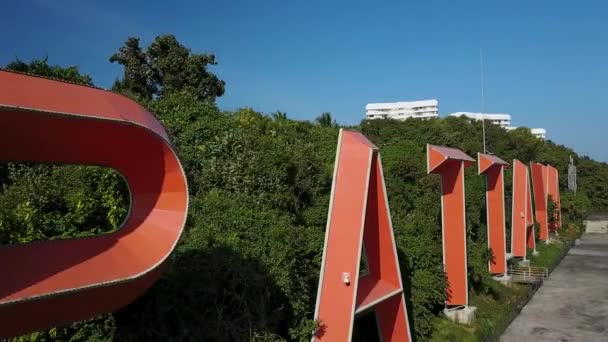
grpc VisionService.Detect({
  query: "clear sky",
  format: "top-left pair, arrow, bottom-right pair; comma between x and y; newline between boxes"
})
2,0 -> 608,161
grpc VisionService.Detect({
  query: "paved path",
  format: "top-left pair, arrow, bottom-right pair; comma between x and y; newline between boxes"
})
501,233 -> 608,341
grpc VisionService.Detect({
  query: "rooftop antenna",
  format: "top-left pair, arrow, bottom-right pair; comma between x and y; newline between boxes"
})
480,48 -> 487,154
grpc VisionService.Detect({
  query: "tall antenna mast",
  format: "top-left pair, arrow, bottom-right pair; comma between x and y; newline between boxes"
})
480,48 -> 487,154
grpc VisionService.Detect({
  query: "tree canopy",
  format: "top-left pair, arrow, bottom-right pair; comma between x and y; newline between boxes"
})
315,112 -> 336,127
4,57 -> 94,86
110,35 -> 225,103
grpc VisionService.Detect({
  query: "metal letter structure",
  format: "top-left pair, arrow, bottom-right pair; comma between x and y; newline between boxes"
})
427,145 -> 475,307
478,153 -> 509,275
530,162 -> 549,241
546,165 -> 561,231
313,130 -> 411,342
0,71 -> 188,337
511,160 -> 534,258
526,174 -> 536,252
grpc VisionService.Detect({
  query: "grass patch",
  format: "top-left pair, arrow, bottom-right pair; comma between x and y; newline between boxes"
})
430,282 -> 534,341
528,242 -> 566,268
429,317 -> 476,342
471,282 -> 530,340
530,222 -> 583,269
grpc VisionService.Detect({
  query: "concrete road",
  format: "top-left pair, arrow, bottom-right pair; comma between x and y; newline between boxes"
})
501,234 -> 608,342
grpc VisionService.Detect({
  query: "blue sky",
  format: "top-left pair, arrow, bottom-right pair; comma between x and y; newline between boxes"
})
2,0 -> 608,161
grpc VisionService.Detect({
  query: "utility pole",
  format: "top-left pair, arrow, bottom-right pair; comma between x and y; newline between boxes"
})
480,48 -> 487,154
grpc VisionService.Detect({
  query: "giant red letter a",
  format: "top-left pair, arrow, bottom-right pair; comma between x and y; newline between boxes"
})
313,130 -> 411,342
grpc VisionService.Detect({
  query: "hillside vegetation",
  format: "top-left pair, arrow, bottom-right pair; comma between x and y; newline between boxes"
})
2,36 -> 608,341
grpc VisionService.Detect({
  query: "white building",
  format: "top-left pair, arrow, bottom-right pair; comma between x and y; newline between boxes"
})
365,99 -> 439,120
449,112 -> 512,128
531,128 -> 547,139
505,126 -> 547,140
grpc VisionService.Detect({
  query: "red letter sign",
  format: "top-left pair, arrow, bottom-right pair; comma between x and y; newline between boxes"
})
478,153 -> 509,275
314,130 -> 411,342
0,71 -> 188,337
511,160 -> 535,258
427,145 -> 475,307
546,165 -> 561,232
526,172 -> 537,252
530,162 -> 549,241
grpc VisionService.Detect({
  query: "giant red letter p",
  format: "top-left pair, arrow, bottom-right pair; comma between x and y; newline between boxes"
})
0,71 -> 188,337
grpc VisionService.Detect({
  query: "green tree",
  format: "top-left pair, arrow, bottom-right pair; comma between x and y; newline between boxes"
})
110,35 -> 225,103
271,111 -> 288,121
547,195 -> 559,228
315,112 -> 336,127
5,57 -> 93,85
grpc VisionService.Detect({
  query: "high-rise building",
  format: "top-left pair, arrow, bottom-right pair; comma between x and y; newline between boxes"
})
365,99 -> 438,120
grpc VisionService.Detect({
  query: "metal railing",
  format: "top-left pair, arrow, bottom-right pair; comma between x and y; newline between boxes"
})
508,265 -> 548,284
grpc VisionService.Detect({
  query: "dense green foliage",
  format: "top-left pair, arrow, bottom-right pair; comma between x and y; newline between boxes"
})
3,37 -> 608,341
4,58 -> 94,86
110,35 -> 225,103
0,164 -> 127,244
